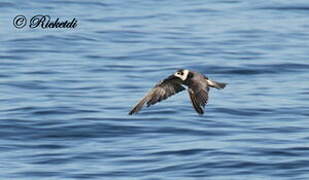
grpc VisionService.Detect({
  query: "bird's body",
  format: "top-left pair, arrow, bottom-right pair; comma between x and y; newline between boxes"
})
129,69 -> 226,115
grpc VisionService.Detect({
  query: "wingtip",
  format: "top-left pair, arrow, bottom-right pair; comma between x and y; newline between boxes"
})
196,109 -> 204,115
128,110 -> 136,115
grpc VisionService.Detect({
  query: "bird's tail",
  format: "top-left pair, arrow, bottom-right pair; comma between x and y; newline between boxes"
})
207,80 -> 227,89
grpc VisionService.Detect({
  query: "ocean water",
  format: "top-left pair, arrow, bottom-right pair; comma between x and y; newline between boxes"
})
1,0 -> 309,179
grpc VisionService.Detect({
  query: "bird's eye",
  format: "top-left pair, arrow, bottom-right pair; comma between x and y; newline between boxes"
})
176,71 -> 184,76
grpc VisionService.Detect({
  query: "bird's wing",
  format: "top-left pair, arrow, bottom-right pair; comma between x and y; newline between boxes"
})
129,75 -> 185,115
187,81 -> 209,115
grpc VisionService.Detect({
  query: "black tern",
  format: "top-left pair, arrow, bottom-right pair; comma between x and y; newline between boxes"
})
129,69 -> 227,115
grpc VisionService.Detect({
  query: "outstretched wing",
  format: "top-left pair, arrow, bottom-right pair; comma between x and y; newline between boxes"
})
129,75 -> 185,115
187,80 -> 209,115
188,88 -> 208,115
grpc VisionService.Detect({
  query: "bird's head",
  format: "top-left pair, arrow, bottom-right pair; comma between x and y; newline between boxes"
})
174,69 -> 190,81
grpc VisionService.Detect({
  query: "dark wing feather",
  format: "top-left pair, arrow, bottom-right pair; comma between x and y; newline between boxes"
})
129,75 -> 185,115
187,82 -> 209,115
188,89 -> 204,114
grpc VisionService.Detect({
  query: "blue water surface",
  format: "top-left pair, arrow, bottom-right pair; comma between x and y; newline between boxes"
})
1,0 -> 309,179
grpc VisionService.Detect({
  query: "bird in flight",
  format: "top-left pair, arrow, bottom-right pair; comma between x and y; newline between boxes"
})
129,69 -> 227,115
